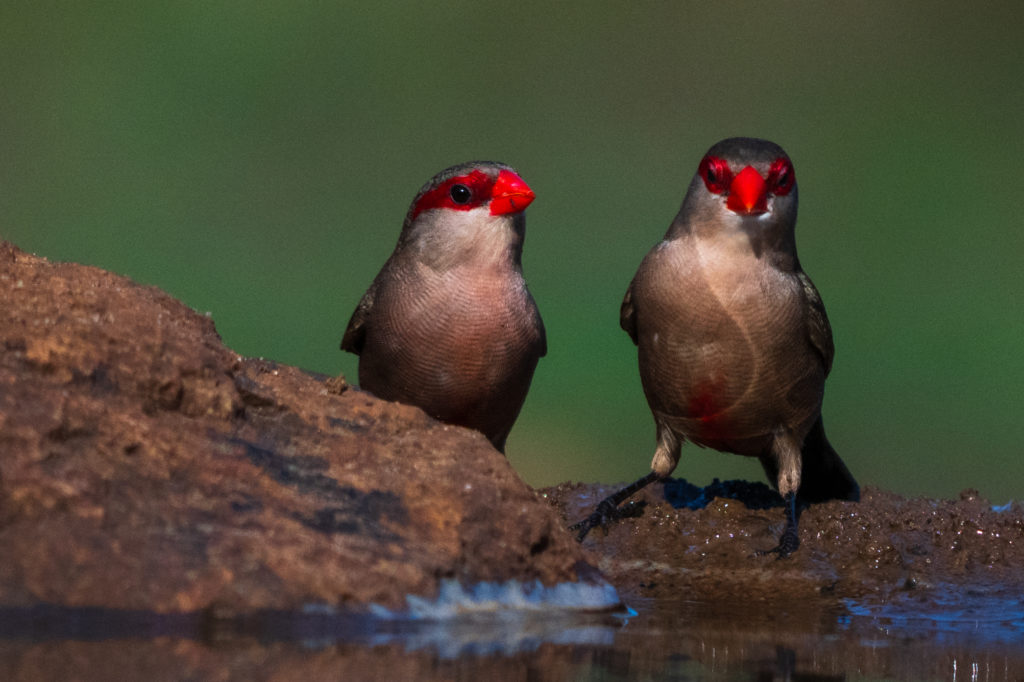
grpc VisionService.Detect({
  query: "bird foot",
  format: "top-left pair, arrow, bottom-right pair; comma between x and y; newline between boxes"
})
755,491 -> 800,558
568,499 -> 645,541
568,472 -> 659,541
756,527 -> 800,559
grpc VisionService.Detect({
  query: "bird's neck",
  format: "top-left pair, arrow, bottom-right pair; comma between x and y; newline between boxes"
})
407,210 -> 525,273
675,215 -> 799,273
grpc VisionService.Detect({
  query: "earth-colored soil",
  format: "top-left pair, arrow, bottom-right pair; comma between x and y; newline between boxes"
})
3,239 -> 1023,679
0,241 -> 601,613
546,479 -> 1024,607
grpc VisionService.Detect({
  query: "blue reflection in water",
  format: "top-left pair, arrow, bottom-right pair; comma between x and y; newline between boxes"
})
842,586 -> 1024,646
0,578 -> 631,659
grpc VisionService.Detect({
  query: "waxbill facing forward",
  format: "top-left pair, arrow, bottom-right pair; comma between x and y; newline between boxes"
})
341,161 -> 546,453
572,138 -> 859,555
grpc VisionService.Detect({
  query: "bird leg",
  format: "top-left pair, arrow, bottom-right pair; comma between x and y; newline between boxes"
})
757,429 -> 802,557
569,472 -> 661,541
758,490 -> 800,558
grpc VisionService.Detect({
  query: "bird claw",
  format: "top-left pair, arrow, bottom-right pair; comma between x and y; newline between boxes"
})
755,490 -> 800,558
756,527 -> 800,559
569,499 -> 645,541
568,472 -> 659,541
568,500 -> 618,541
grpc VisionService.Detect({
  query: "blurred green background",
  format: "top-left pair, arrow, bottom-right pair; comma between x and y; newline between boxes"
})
2,3 -> 1021,501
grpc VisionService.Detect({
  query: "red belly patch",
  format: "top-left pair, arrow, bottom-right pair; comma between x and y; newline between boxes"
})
688,378 -> 730,440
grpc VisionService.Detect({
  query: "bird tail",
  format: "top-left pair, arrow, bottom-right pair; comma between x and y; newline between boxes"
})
797,415 -> 860,503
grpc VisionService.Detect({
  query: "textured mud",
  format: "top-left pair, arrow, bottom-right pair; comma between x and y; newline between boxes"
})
3,239 -> 1024,679
535,480 -> 1024,678
0,241 -> 598,613
545,479 -> 1024,606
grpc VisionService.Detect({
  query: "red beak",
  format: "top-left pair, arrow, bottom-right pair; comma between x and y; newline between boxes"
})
489,170 -> 536,216
726,165 -> 768,215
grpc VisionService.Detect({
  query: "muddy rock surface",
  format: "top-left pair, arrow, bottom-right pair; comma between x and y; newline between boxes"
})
0,241 -> 597,612
4,240 -> 1024,679
547,478 -> 1024,606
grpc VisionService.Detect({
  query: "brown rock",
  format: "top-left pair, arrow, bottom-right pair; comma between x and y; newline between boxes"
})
0,241 -> 602,613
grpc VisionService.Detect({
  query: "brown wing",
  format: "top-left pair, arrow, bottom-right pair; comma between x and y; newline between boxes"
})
523,287 -> 548,358
620,278 -> 639,346
535,307 -> 548,358
797,269 -> 834,376
340,285 -> 375,355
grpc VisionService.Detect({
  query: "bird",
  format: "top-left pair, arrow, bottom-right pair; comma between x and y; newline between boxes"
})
571,138 -> 859,555
341,161 -> 546,453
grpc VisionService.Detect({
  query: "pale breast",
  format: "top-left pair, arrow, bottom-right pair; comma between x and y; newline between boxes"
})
358,261 -> 544,437
632,239 -> 823,450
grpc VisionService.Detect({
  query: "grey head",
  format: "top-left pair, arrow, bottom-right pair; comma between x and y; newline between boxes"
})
670,137 -> 801,262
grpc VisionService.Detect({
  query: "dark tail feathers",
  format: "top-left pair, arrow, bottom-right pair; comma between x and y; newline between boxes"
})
798,416 -> 859,503
761,416 -> 860,503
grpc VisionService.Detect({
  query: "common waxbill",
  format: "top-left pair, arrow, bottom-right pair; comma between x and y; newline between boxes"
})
571,138 -> 859,555
341,161 -> 546,453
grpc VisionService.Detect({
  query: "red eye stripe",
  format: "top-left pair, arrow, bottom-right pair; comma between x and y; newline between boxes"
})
410,170 -> 494,220
699,155 -> 733,194
767,157 -> 795,195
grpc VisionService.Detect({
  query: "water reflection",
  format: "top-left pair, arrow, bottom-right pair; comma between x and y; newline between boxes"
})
2,592 -> 1023,680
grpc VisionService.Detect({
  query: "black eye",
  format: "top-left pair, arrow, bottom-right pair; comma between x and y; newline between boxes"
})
699,155 -> 732,194
768,158 -> 795,195
449,184 -> 472,204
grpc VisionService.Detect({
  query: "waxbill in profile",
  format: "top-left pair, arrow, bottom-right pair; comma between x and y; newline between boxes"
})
341,161 -> 546,453
572,138 -> 859,556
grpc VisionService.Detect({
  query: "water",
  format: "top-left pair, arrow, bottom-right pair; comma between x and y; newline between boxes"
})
3,591 -> 1023,680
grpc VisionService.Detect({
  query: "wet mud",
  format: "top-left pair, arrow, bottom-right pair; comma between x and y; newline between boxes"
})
3,241 -> 1023,678
540,478 -> 1024,678
544,480 -> 1024,608
3,480 -> 1023,680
